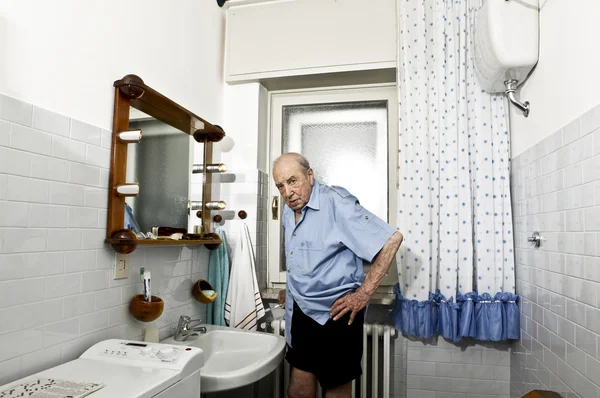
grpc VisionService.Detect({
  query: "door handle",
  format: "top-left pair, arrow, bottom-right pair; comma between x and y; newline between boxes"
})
272,196 -> 279,220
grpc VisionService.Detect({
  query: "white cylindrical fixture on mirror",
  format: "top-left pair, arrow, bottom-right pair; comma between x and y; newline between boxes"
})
115,184 -> 140,197
189,200 -> 226,211
192,163 -> 227,174
205,201 -> 227,210
117,129 -> 143,143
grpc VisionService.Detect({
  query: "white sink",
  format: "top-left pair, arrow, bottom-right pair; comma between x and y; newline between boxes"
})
162,324 -> 286,393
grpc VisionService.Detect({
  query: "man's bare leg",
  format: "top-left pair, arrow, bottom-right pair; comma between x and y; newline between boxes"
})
288,366 -> 318,398
324,381 -> 352,398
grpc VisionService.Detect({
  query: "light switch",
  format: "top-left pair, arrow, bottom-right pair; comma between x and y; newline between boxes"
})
113,253 -> 129,279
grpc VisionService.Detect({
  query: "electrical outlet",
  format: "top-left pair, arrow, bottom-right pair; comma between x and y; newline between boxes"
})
113,253 -> 129,279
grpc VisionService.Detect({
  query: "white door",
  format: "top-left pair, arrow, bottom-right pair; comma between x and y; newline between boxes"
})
267,84 -> 398,288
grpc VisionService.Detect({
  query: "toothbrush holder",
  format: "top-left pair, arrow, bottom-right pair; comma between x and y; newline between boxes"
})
130,294 -> 164,322
192,279 -> 218,304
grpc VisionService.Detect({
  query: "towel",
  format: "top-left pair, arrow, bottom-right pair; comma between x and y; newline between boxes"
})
207,227 -> 230,326
224,223 -> 265,330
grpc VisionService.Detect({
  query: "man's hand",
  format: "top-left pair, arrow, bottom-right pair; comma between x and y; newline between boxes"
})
278,289 -> 286,307
330,232 -> 403,326
330,288 -> 371,325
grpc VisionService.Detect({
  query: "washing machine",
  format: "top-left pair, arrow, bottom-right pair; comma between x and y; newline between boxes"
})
0,339 -> 204,398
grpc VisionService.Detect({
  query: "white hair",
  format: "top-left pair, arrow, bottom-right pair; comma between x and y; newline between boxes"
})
273,152 -> 311,174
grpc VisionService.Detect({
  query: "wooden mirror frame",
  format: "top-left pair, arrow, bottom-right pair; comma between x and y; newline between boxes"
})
105,74 -> 224,253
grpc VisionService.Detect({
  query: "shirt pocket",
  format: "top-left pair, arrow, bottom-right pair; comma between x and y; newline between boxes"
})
357,208 -> 383,234
297,240 -> 323,276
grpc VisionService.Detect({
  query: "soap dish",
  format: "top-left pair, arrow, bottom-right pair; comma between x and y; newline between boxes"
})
130,294 -> 164,322
192,279 -> 218,304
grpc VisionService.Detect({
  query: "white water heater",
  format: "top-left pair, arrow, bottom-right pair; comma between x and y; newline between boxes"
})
473,0 -> 539,116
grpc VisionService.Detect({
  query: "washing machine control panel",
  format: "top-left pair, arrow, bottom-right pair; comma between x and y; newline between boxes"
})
83,340 -> 200,366
79,339 -> 204,373
101,341 -> 184,363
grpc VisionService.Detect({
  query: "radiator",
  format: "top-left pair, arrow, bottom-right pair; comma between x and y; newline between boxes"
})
270,319 -> 396,398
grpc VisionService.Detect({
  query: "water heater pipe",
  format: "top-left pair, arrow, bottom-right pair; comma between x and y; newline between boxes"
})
504,79 -> 530,117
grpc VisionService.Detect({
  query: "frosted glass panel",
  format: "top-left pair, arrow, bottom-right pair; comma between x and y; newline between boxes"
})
282,101 -> 388,221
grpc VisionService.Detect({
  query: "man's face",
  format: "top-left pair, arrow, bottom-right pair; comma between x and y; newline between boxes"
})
273,157 -> 314,213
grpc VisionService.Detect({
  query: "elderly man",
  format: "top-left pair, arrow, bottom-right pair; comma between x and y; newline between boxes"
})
273,152 -> 403,398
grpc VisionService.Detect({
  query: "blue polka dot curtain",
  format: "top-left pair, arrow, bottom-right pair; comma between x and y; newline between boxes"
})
390,0 -> 519,342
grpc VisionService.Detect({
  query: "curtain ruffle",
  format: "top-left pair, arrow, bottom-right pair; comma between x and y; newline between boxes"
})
389,284 -> 520,342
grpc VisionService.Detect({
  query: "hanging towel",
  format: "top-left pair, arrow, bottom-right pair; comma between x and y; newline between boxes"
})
224,223 -> 265,330
207,227 -> 230,326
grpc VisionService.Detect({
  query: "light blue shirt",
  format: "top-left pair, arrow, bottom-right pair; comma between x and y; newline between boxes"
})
283,180 -> 396,346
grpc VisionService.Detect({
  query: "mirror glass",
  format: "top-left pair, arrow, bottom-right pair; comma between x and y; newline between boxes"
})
125,107 -> 194,234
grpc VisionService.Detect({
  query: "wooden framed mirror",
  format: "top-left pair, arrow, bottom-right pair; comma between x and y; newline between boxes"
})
105,74 -> 225,253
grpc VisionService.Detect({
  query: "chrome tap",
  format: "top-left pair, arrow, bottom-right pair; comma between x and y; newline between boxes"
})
173,315 -> 207,341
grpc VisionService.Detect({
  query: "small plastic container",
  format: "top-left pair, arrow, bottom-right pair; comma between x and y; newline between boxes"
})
192,280 -> 218,304
130,294 -> 164,322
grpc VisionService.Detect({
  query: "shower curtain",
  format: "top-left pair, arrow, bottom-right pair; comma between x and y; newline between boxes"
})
390,0 -> 519,342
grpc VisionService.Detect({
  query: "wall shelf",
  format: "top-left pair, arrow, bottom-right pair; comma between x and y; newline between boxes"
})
105,236 -> 222,251
105,237 -> 221,246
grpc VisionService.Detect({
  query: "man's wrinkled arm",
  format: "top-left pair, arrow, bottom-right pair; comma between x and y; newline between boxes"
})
330,231 -> 403,324
360,231 -> 404,296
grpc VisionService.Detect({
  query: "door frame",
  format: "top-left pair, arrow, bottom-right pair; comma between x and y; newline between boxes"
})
266,83 -> 399,288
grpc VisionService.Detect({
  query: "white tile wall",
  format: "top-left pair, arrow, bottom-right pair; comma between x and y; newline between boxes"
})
32,106 -> 70,138
0,121 -> 10,147
0,95 -> 32,128
0,94 -> 209,385
52,135 -> 87,163
10,124 -> 53,156
405,337 -> 511,398
511,103 -> 600,398
0,148 -> 31,176
0,147 -> 30,177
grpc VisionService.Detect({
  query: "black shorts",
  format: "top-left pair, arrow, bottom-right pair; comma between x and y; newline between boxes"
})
285,302 -> 364,390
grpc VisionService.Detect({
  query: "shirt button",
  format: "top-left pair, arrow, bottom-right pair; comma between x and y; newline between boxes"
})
287,269 -> 290,273
293,233 -> 296,236
290,251 -> 293,255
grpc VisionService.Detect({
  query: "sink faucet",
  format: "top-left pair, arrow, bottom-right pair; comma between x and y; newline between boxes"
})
173,315 -> 207,341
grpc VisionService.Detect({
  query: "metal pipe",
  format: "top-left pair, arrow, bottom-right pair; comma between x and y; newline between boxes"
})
280,318 -> 289,398
272,320 -> 282,398
273,362 -> 281,398
372,324 -> 380,398
284,357 -> 290,397
361,324 -> 369,398
383,326 -> 391,397
504,79 -> 530,117
272,319 -> 287,398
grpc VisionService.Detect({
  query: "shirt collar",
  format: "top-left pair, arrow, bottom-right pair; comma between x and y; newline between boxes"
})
305,180 -> 321,211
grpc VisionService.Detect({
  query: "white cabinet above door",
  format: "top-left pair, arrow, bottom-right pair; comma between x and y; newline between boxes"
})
225,0 -> 397,83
